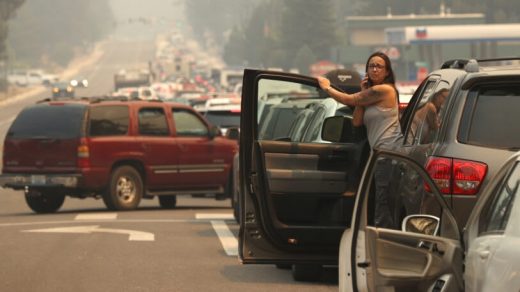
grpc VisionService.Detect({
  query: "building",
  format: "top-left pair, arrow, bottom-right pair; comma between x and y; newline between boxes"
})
338,10 -> 520,81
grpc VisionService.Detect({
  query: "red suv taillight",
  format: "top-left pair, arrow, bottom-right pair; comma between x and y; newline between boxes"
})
77,138 -> 90,168
425,156 -> 487,195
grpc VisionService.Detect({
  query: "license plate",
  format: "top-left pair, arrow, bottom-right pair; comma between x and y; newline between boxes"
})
31,175 -> 46,185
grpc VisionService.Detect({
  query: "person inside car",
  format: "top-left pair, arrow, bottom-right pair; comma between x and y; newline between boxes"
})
410,88 -> 449,144
317,51 -> 403,228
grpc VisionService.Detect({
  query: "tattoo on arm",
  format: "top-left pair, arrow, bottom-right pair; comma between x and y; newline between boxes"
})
356,88 -> 383,105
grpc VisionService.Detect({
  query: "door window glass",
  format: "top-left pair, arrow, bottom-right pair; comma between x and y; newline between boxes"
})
172,108 -> 208,136
256,78 -> 318,141
479,162 -> 519,235
405,79 -> 442,145
365,155 -> 457,238
89,105 -> 129,136
138,107 -> 169,136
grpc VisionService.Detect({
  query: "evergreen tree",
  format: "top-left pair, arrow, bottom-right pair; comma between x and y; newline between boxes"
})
7,0 -> 114,67
292,45 -> 316,75
279,0 -> 338,69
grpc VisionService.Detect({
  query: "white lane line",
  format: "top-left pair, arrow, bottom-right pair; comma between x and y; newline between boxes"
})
210,220 -> 238,256
75,213 -> 118,220
195,213 -> 234,220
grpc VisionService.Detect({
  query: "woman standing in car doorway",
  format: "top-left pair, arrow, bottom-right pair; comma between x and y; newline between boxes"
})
317,51 -> 403,228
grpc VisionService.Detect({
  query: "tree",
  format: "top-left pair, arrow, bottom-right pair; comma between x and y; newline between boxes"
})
0,0 -> 25,90
292,45 -> 316,75
0,0 -> 25,58
7,0 -> 115,68
222,26 -> 246,66
278,0 -> 338,69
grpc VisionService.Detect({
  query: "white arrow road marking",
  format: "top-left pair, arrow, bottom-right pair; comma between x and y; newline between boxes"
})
210,220 -> 238,256
23,225 -> 154,241
75,213 -> 118,220
196,213 -> 234,220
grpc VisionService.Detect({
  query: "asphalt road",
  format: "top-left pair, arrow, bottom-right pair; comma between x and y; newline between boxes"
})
0,38 -> 338,291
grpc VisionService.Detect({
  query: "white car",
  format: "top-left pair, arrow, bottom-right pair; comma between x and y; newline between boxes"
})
339,148 -> 520,292
202,96 -> 241,135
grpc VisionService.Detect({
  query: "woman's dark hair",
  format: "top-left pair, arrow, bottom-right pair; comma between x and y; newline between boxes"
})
365,51 -> 396,86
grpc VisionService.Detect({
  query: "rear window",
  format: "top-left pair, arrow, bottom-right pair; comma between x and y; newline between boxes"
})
7,104 -> 86,139
88,105 -> 129,136
204,110 -> 240,128
460,85 -> 520,149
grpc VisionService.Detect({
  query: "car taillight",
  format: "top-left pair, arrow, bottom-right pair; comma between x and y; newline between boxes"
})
452,159 -> 487,195
425,156 -> 487,195
425,157 -> 451,193
77,139 -> 90,168
398,103 -> 408,112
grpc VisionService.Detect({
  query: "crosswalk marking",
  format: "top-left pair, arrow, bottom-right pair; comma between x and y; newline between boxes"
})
210,220 -> 238,256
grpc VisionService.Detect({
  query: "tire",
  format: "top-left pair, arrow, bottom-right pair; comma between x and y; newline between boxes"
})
158,195 -> 177,209
25,190 -> 65,213
292,264 -> 322,282
103,166 -> 142,211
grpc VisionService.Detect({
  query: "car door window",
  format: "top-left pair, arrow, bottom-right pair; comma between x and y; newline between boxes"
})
301,106 -> 327,142
172,108 -> 208,136
354,152 -> 462,292
406,80 -> 452,145
479,161 -> 519,235
138,107 -> 169,136
256,79 -> 319,141
366,155 -> 448,232
89,106 -> 129,136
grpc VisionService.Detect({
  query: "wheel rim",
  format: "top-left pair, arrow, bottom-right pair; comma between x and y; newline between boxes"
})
115,176 -> 136,203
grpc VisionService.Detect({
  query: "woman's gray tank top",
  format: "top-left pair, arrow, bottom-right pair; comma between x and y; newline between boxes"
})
363,104 -> 402,149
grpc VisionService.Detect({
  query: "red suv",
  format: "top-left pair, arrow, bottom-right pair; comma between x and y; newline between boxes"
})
0,99 -> 238,213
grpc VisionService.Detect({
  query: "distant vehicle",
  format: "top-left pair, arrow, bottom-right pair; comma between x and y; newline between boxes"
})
51,81 -> 75,98
70,77 -> 89,88
202,96 -> 241,135
114,68 -> 151,91
7,69 -> 58,87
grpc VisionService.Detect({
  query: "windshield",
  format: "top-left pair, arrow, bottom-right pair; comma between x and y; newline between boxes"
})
204,110 -> 240,128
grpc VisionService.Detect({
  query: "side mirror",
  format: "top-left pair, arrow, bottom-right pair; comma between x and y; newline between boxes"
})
321,116 -> 354,143
401,214 -> 440,236
208,125 -> 221,139
225,127 -> 240,141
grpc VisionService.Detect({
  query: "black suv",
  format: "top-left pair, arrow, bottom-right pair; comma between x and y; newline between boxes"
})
238,59 -> 520,281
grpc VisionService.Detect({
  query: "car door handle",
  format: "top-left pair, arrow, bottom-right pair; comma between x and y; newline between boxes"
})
478,250 -> 490,259
417,241 -> 432,250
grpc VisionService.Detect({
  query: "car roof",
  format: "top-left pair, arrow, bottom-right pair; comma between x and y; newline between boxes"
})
36,98 -> 194,110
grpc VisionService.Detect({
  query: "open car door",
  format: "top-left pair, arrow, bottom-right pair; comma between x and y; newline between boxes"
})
238,69 -> 369,272
345,149 -> 465,292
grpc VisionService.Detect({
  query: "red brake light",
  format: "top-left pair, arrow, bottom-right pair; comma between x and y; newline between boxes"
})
425,156 -> 487,195
398,103 -> 408,111
425,157 -> 451,193
452,159 -> 487,195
